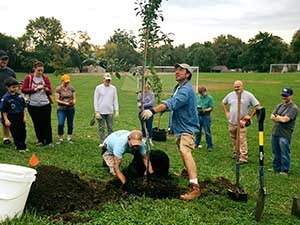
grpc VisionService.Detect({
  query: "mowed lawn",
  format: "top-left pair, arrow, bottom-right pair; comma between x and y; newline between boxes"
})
1,72 -> 300,225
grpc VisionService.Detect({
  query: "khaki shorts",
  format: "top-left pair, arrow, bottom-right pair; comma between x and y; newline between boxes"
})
176,133 -> 195,154
102,151 -> 116,175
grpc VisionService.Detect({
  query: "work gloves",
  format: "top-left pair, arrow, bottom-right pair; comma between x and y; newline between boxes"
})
95,112 -> 102,120
141,108 -> 155,120
114,111 -> 119,118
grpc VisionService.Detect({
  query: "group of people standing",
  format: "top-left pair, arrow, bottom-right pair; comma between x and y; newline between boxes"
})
197,78 -> 297,177
1,49 -> 297,201
0,50 -> 76,151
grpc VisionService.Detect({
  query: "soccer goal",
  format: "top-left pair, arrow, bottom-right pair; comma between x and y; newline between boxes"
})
269,63 -> 300,73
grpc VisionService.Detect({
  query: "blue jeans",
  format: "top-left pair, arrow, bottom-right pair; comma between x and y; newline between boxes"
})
57,108 -> 75,136
195,115 -> 213,148
271,135 -> 291,173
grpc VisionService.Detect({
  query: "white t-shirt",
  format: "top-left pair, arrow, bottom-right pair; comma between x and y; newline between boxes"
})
94,84 -> 119,114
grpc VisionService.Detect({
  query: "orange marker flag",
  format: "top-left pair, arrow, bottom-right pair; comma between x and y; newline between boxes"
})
29,154 -> 40,167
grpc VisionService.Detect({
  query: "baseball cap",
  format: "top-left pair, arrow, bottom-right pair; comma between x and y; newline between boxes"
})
175,63 -> 193,80
129,130 -> 142,146
0,50 -> 8,60
104,73 -> 112,80
61,74 -> 71,83
281,87 -> 293,97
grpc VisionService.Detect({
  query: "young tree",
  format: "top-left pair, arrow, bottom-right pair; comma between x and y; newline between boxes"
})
135,0 -> 169,107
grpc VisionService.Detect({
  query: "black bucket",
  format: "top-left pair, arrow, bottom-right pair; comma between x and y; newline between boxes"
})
152,127 -> 167,142
124,150 -> 170,178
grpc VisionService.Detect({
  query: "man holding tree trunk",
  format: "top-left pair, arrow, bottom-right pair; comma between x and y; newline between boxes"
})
141,63 -> 200,201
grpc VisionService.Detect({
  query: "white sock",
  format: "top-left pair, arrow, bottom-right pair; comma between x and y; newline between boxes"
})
189,178 -> 198,184
3,138 -> 9,140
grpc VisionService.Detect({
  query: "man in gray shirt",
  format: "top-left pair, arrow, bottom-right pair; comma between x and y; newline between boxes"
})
222,80 -> 260,163
271,88 -> 298,175
0,50 -> 16,145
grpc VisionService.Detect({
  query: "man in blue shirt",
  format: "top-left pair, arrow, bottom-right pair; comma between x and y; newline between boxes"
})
141,63 -> 200,201
102,129 -> 153,184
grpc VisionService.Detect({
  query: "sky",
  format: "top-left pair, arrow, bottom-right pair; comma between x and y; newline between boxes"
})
2,0 -> 299,46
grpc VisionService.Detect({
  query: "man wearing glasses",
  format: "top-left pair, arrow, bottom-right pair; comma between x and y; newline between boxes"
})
0,50 -> 16,145
271,88 -> 298,176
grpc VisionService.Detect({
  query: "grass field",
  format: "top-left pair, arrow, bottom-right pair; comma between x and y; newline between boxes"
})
1,72 -> 300,225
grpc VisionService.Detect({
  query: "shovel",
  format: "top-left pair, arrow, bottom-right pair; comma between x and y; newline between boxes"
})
228,91 -> 248,202
255,107 -> 266,221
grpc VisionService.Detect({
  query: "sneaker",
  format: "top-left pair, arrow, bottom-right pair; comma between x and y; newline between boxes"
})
208,148 -> 213,152
197,144 -> 202,148
99,143 -> 104,148
36,142 -> 44,147
67,139 -> 74,144
56,139 -> 63,145
280,172 -> 289,176
46,143 -> 54,148
3,139 -> 11,145
180,183 -> 201,201
18,149 -> 29,153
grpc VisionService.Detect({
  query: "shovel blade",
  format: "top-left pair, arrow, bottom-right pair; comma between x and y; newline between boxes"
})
255,189 -> 266,221
228,188 -> 248,202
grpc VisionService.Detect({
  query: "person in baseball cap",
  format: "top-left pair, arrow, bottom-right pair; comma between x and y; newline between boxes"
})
55,74 -> 76,145
281,87 -> 293,97
271,87 -> 298,175
0,49 -> 16,145
0,50 -> 9,60
101,130 -> 153,185
61,74 -> 71,83
104,73 -> 112,80
175,63 -> 193,80
128,129 -> 143,146
94,71 -> 119,146
141,62 -> 201,201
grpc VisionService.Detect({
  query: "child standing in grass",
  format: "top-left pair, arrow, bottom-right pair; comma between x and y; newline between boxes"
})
0,77 -> 27,152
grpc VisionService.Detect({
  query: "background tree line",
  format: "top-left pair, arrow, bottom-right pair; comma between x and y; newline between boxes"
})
0,16 -> 299,73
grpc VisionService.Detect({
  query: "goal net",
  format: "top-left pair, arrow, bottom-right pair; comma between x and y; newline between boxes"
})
269,63 -> 300,73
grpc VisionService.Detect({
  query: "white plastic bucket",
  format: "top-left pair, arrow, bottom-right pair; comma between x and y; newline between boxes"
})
0,164 -> 37,222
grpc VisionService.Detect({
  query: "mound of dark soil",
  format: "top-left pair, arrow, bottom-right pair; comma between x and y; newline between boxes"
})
199,176 -> 238,196
27,165 -> 123,216
26,152 -> 240,223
